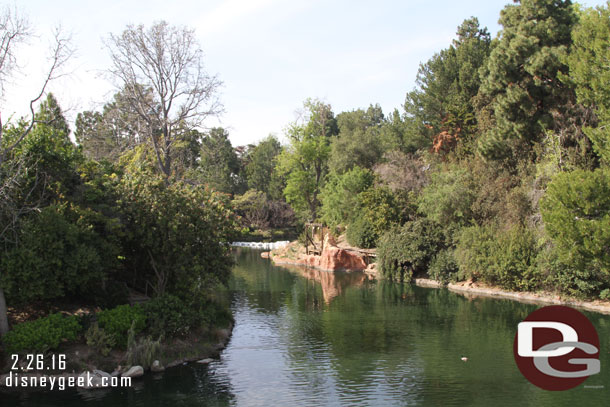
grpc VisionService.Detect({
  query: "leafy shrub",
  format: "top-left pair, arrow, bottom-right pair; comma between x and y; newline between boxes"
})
93,280 -> 130,309
96,304 -> 145,348
0,203 -> 119,305
126,322 -> 161,370
144,294 -> 203,338
356,187 -> 405,234
3,313 -> 82,354
418,167 -> 474,227
537,242 -> 605,299
319,166 -> 374,228
85,323 -> 115,356
378,219 -> 444,281
429,249 -> 459,285
540,168 -> 610,296
117,173 -> 237,296
346,217 -> 377,249
455,225 -> 541,291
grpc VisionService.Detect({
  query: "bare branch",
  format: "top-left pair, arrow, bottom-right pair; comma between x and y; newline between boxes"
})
106,21 -> 223,177
0,5 -> 30,99
0,17 -> 74,164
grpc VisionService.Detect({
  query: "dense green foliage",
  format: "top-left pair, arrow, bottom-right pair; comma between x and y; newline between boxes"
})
3,314 -> 82,354
377,219 -> 445,282
118,171 -> 237,295
0,203 -> 118,303
329,105 -> 386,173
541,168 -> 610,295
277,99 -> 338,221
320,166 -> 374,229
143,294 -> 208,338
96,304 -> 146,348
267,0 -> 610,300
455,225 -> 541,291
4,0 -> 610,355
567,3 -> 610,165
478,0 -> 577,158
346,217 -> 377,249
244,135 -> 284,200
405,18 -> 491,156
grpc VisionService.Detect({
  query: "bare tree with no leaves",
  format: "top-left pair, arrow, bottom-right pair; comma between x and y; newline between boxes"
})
0,6 -> 73,336
106,21 -> 222,178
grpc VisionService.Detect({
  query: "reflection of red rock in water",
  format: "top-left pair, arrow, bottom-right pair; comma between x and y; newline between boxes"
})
287,265 -> 370,304
270,237 -> 375,303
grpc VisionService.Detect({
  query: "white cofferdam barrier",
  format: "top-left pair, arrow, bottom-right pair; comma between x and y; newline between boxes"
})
231,241 -> 290,250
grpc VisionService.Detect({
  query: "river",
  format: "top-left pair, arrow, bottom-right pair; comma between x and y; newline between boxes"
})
3,247 -> 610,406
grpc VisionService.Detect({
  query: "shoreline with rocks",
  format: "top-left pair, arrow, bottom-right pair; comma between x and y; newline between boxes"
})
263,238 -> 610,316
414,279 -> 610,315
0,323 -> 233,392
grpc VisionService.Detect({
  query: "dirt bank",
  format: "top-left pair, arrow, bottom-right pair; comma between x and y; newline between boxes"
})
415,278 -> 610,315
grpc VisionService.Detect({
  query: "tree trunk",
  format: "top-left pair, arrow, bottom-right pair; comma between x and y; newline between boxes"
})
0,287 -> 9,336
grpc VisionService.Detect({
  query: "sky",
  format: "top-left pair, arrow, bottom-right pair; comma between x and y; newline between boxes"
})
2,0 -> 608,146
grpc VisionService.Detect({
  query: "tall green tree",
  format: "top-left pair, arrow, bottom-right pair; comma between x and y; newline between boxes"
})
329,104 -> 385,173
566,2 -> 610,165
278,99 -> 338,221
405,17 -> 491,155
478,0 -> 576,158
245,135 -> 283,197
319,166 -> 374,228
196,127 -> 242,194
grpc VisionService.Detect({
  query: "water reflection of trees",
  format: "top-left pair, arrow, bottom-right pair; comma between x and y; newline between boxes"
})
229,249 -> 610,407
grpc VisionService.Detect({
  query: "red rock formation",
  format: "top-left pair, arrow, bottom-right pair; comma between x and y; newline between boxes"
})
271,242 -> 368,272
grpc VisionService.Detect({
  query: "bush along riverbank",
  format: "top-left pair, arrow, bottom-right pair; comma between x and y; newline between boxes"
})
268,231 -> 610,315
0,95 -> 241,389
0,295 -> 234,390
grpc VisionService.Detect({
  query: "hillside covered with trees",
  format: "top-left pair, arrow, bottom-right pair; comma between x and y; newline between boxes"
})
1,0 -> 610,370
265,0 -> 610,301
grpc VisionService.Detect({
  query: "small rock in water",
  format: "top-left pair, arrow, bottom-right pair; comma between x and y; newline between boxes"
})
197,358 -> 214,364
151,360 -> 165,373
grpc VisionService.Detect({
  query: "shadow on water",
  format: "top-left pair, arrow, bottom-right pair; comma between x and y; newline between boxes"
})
3,247 -> 610,406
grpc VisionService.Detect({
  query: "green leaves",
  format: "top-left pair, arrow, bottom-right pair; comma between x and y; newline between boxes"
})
3,313 -> 82,354
97,304 -> 146,348
319,166 -> 374,229
378,219 -> 445,282
118,171 -> 238,296
279,99 -> 337,221
566,3 -> 610,165
479,0 -> 576,158
0,203 -> 118,304
541,168 -> 610,296
405,17 -> 490,156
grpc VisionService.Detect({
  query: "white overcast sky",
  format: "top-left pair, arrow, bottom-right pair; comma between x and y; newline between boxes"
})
2,0 -> 607,146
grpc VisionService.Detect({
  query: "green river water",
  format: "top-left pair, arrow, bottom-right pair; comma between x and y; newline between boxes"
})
2,247 -> 610,406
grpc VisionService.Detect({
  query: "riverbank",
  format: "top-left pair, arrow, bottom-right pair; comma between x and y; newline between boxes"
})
415,278 -> 610,315
0,322 -> 233,391
268,238 -> 610,315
